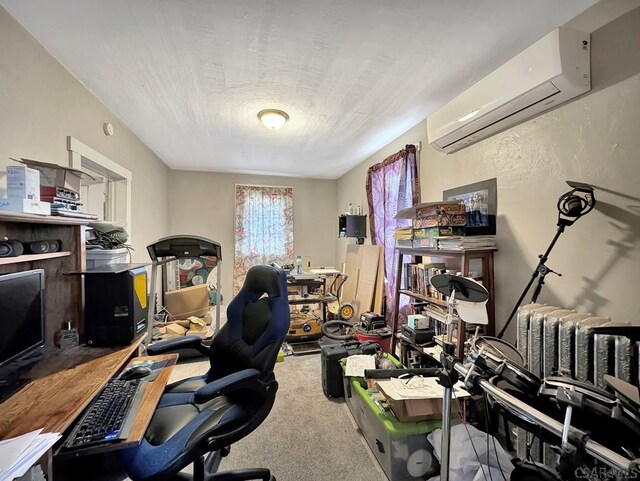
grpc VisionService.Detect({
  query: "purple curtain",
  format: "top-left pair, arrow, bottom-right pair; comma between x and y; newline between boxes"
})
366,145 -> 420,324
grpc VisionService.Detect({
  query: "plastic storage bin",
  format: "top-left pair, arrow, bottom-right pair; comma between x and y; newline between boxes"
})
342,358 -> 441,481
85,248 -> 129,269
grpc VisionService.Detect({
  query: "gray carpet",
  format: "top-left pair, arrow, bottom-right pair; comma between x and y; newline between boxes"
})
71,354 -> 387,481
218,354 -> 387,481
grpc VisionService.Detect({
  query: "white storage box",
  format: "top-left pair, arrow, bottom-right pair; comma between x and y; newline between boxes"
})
7,166 -> 40,200
0,198 -> 50,215
86,248 -> 129,269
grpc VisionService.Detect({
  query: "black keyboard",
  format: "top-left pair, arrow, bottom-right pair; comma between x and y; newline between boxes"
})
64,378 -> 145,449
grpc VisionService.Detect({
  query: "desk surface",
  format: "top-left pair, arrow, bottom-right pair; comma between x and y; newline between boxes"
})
0,336 -> 174,442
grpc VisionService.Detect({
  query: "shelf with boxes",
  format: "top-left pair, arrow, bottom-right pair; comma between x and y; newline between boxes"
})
392,246 -> 496,359
395,200 -> 496,251
286,274 -> 327,344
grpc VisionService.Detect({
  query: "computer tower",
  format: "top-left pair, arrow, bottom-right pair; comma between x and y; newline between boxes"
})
84,264 -> 148,346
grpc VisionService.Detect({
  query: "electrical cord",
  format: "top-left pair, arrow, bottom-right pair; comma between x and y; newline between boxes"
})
484,392 -> 508,481
452,390 -> 491,481
524,433 -> 549,479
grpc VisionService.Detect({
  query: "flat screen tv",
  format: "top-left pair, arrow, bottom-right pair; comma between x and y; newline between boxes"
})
0,269 -> 45,369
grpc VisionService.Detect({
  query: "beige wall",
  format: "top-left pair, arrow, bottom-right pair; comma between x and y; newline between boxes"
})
336,7 -> 640,342
0,7 -> 171,260
169,171 -> 337,299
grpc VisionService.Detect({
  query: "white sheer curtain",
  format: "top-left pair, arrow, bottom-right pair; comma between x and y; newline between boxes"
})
234,185 -> 294,293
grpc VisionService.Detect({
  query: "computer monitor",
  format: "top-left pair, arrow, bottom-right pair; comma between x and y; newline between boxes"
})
0,269 -> 45,369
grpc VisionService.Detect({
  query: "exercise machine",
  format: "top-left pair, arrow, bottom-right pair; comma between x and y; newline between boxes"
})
146,235 -> 222,343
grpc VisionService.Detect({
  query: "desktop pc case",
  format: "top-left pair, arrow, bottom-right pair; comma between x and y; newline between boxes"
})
84,265 -> 148,346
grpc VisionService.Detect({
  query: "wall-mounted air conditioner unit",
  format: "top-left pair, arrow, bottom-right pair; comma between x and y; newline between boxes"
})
427,27 -> 590,153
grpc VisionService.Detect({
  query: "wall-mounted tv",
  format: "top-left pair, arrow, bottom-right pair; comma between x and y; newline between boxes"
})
0,269 -> 45,369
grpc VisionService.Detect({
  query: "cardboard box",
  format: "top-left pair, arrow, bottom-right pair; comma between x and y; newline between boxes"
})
413,213 -> 467,228
412,237 -> 438,249
376,377 -> 470,423
17,158 -> 86,194
165,284 -> 210,320
7,165 -> 40,200
415,201 -> 466,218
386,396 -> 443,423
413,226 -> 466,239
0,198 -> 51,215
165,323 -> 188,336
407,314 -> 429,330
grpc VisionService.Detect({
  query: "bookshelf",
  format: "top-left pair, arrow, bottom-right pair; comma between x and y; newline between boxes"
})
391,246 -> 497,358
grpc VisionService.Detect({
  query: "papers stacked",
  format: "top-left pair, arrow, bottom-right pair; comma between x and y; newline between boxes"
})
344,355 -> 376,377
0,429 -> 61,481
377,377 -> 470,400
438,235 -> 496,250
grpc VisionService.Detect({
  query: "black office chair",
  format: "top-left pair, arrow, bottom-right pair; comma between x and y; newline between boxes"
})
119,265 -> 290,481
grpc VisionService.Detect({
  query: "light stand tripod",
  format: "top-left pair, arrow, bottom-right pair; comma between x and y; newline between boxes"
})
430,274 -> 490,481
497,181 -> 596,339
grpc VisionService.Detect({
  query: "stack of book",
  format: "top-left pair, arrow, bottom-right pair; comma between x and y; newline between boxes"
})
437,235 -> 496,250
393,226 -> 413,247
404,262 -> 446,297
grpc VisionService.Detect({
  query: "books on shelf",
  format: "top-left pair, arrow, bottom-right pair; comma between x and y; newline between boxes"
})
403,262 -> 446,298
437,235 -> 496,250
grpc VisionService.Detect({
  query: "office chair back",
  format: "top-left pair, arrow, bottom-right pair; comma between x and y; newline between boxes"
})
207,264 -> 289,384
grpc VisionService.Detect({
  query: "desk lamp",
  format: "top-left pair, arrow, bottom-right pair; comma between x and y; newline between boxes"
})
430,274 -> 489,481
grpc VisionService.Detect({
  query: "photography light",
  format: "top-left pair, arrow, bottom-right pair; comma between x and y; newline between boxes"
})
497,181 -> 596,339
557,181 -> 596,226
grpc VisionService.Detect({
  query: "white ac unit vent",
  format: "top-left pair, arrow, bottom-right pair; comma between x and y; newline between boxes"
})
427,27 -> 590,153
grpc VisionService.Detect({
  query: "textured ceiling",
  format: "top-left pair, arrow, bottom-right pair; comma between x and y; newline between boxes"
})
1,0 -> 598,178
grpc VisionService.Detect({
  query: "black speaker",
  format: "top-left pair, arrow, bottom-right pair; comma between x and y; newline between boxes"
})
0,241 -> 11,257
23,239 -> 62,254
25,241 -> 49,254
47,240 -> 61,252
0,240 -> 24,257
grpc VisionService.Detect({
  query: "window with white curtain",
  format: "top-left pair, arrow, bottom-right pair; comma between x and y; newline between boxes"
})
234,184 -> 294,293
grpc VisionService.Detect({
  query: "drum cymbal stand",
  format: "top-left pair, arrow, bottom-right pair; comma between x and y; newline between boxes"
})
430,274 -> 490,481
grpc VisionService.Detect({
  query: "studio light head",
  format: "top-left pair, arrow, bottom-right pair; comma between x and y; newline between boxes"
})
498,180 -> 596,339
557,180 -> 596,226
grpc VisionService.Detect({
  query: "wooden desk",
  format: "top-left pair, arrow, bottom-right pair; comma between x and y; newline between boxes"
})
119,353 -> 177,446
0,335 -> 177,477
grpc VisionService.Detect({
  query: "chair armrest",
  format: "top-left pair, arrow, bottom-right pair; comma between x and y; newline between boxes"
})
146,335 -> 209,356
194,369 -> 261,404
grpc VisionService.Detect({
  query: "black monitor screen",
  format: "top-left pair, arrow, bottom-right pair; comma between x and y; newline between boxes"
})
0,269 -> 45,368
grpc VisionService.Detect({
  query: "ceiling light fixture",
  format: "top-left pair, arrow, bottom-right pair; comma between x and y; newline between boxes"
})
257,109 -> 289,130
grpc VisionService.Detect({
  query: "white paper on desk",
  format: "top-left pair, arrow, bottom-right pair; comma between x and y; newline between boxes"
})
377,378 -> 470,400
0,429 -> 42,474
344,355 -> 376,377
0,430 -> 61,481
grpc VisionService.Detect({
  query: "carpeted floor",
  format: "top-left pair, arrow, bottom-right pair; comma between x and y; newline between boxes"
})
218,354 -> 387,481
68,353 -> 387,481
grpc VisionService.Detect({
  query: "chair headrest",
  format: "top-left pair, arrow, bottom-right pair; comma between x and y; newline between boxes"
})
243,265 -> 284,298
